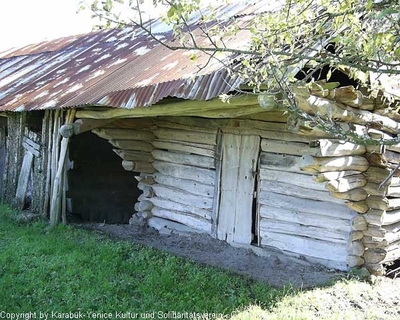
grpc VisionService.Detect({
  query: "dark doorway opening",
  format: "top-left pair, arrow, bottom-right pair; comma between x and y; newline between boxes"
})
68,132 -> 141,223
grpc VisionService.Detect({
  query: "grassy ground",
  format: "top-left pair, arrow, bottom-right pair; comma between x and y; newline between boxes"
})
0,206 -> 292,316
0,205 -> 399,319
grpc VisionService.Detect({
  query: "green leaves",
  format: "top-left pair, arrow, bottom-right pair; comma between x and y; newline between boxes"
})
80,0 -> 400,108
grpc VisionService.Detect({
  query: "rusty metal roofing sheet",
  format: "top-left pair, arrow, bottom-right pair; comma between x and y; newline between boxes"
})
0,1 -> 278,112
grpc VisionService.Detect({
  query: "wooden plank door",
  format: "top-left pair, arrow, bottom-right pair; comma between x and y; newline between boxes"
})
217,134 -> 260,245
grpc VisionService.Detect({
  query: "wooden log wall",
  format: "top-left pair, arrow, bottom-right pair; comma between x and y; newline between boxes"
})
258,141 -> 357,271
1,111 -> 52,216
140,120 -> 218,234
295,84 -> 400,275
22,127 -> 44,213
84,85 -> 400,273
88,110 -> 361,270
2,113 -> 25,204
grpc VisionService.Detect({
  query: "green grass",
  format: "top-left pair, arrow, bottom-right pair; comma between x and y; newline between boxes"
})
0,206 -> 293,317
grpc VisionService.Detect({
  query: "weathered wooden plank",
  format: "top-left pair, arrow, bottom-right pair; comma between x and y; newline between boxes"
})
234,135 -> 260,244
259,219 -> 349,243
211,131 -> 223,237
325,174 -> 367,193
154,128 -> 217,145
15,151 -> 34,209
152,172 -> 214,198
223,127 -> 317,143
149,196 -> 212,221
113,149 -> 154,162
387,185 -> 400,197
258,205 -> 351,232
152,160 -> 215,185
73,119 -> 115,135
239,111 -> 288,123
217,134 -> 241,243
260,231 -> 348,262
383,221 -> 400,244
93,128 -> 155,141
151,206 -> 211,233
217,134 -> 260,245
147,216 -> 203,234
260,139 -> 315,156
383,209 -> 400,226
151,184 -> 213,210
260,180 -> 342,203
329,188 -> 368,202
109,140 -> 154,152
259,153 -> 311,174
152,150 -> 215,169
367,196 -> 400,211
259,170 -> 326,191
258,191 -> 356,219
313,170 -> 362,183
76,95 -> 261,119
152,140 -> 215,157
299,155 -> 369,173
155,119 -> 219,133
316,139 -> 366,156
112,118 -> 155,129
22,136 -> 40,157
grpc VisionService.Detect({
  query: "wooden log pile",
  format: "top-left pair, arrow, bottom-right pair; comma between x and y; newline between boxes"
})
294,84 -> 400,275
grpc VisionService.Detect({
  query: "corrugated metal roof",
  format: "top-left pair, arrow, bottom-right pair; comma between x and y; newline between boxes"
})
0,1 -> 275,112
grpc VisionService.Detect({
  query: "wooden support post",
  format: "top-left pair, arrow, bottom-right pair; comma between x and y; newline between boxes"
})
49,109 -> 76,227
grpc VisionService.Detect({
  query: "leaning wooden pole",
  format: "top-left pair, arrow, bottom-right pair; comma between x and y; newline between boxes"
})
49,109 -> 76,227
43,110 -> 53,217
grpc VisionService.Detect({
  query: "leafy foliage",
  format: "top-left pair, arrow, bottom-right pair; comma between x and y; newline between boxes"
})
81,0 -> 400,143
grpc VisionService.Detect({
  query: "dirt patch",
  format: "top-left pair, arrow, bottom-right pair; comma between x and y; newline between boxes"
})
71,222 -> 400,316
74,222 -> 345,288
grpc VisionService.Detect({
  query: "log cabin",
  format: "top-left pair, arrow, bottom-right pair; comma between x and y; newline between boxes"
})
0,1 -> 399,276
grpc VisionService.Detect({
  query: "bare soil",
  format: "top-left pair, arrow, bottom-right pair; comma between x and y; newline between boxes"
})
75,222 -> 347,288
72,222 -> 400,318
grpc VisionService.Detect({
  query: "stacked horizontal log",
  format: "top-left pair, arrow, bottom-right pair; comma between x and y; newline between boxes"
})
258,150 -> 356,271
294,84 -> 400,275
92,126 -> 156,174
142,122 -> 217,234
